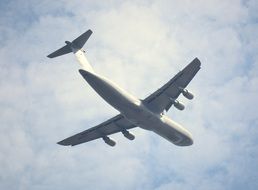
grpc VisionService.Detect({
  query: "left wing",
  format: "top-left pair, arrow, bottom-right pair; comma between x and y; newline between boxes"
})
143,58 -> 201,114
58,114 -> 136,146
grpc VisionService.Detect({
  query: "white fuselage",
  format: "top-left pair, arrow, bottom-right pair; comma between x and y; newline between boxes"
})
75,49 -> 193,146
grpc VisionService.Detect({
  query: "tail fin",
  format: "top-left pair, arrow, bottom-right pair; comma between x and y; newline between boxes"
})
47,30 -> 92,58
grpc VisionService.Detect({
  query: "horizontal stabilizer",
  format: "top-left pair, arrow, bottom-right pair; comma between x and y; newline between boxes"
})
72,29 -> 92,49
47,29 -> 93,58
47,44 -> 72,58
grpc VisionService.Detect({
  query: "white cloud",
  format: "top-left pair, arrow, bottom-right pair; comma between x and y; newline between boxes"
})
0,0 -> 258,189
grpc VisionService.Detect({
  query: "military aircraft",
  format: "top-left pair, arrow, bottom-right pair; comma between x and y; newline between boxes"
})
47,29 -> 201,147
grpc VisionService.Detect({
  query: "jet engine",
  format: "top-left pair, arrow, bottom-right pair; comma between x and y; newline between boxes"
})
172,99 -> 185,110
122,130 -> 135,140
179,87 -> 194,100
102,136 -> 116,146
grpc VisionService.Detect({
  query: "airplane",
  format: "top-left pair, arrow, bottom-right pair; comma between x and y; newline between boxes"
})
47,29 -> 201,147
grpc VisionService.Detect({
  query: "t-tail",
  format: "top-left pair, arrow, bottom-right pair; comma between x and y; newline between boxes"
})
47,29 -> 94,73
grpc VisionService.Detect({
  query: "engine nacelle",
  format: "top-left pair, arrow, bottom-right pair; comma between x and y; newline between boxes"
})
179,87 -> 194,100
122,130 -> 135,140
102,136 -> 116,147
171,99 -> 185,110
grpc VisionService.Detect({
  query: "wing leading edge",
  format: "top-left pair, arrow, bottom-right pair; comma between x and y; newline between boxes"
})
58,114 -> 136,146
143,58 -> 201,114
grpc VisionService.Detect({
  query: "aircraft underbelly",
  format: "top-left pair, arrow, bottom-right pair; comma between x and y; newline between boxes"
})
122,104 -> 193,146
139,116 -> 185,145
80,70 -> 193,146
81,71 -> 139,111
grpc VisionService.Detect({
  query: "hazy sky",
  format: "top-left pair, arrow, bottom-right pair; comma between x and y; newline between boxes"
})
1,0 -> 258,189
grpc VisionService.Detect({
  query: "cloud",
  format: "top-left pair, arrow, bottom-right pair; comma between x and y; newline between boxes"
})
0,0 -> 258,190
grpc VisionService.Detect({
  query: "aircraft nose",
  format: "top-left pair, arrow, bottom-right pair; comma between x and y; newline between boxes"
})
186,136 -> 194,145
177,136 -> 193,146
178,133 -> 194,146
183,130 -> 194,145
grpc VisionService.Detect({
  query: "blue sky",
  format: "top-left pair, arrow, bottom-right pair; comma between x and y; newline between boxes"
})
0,0 -> 258,189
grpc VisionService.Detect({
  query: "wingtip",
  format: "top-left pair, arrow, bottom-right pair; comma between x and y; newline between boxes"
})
193,57 -> 201,67
194,57 -> 199,61
57,140 -> 70,146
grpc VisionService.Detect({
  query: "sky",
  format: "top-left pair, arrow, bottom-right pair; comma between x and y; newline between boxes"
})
0,0 -> 258,189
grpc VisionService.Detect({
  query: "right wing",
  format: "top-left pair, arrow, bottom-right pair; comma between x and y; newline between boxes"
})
143,58 -> 201,114
58,114 -> 136,146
